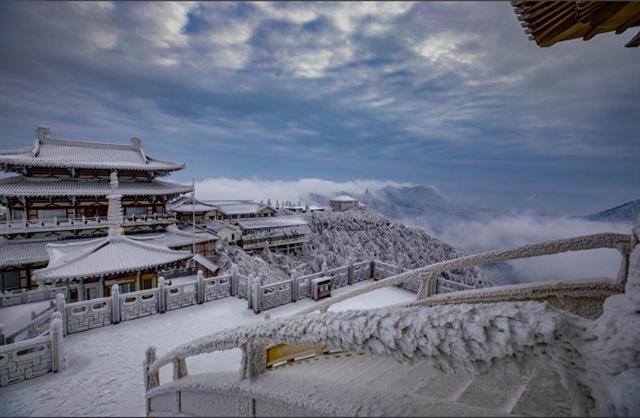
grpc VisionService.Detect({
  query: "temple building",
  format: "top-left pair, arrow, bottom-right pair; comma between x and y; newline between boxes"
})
170,197 -> 277,225
169,197 -> 310,254
329,195 -> 359,211
237,216 -> 310,255
0,127 -> 217,294
33,172 -> 196,298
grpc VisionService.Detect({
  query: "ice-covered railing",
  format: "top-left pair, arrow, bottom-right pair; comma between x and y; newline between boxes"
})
0,213 -> 176,233
0,311 -> 64,387
144,221 -> 640,416
296,231 -> 633,315
3,300 -> 56,344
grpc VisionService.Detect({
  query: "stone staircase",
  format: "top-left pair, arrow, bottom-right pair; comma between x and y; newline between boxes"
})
264,353 -> 573,416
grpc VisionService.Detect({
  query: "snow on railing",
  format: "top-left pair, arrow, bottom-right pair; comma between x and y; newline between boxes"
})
0,285 -> 68,308
0,312 -> 63,387
142,301 -> 596,415
144,222 -> 640,417
4,301 -> 56,344
297,232 -> 633,315
64,296 -> 113,334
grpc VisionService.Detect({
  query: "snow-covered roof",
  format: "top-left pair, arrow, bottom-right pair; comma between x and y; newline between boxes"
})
0,236 -> 89,268
204,220 -> 238,233
331,195 -> 357,202
0,227 -> 216,269
237,216 -> 308,230
171,203 -> 218,213
0,134 -> 184,172
0,176 -> 192,197
218,204 -> 268,216
192,254 -> 218,273
33,236 -> 192,282
129,225 -> 218,247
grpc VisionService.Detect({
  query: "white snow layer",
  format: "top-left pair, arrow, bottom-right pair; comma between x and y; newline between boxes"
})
0,281 -> 411,416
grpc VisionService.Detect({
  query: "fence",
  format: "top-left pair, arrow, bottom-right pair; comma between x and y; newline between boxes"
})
3,301 -> 56,344
0,311 -> 63,387
247,260 -> 394,313
0,285 -> 69,308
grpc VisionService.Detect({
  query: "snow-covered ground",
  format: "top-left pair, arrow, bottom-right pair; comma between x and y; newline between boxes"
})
0,281 -> 414,417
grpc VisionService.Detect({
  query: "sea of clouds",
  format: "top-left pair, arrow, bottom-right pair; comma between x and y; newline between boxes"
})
196,177 -> 631,284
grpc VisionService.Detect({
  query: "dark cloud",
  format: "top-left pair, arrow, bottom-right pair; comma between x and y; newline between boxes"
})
0,1 -> 637,214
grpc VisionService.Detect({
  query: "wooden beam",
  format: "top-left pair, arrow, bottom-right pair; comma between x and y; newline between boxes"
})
625,29 -> 640,47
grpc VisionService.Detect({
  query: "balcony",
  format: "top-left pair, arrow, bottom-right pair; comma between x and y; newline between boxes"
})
0,214 -> 176,234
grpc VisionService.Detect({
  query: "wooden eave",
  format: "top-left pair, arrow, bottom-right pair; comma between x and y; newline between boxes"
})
513,1 -> 640,47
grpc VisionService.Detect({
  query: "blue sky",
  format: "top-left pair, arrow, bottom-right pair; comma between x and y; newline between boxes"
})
0,1 -> 638,215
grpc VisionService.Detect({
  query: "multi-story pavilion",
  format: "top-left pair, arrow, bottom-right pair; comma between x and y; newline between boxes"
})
238,216 -> 310,255
170,197 -> 276,225
32,172 -> 195,299
0,127 -> 217,293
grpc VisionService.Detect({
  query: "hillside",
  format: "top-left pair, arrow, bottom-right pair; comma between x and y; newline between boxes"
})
216,208 -> 491,289
306,184 -> 501,234
584,199 -> 640,224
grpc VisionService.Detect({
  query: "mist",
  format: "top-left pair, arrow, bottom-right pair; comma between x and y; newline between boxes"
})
194,176 -> 631,285
195,177 -> 409,203
404,214 -> 630,284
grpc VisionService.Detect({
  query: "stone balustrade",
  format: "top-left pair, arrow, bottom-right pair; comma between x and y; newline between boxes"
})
0,312 -> 63,387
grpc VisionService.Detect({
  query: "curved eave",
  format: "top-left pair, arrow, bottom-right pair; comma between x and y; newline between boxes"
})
34,255 -> 192,282
0,177 -> 193,198
0,158 -> 185,173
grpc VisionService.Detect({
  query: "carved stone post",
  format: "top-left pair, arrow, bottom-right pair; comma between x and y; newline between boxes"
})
144,346 -> 159,416
111,284 -> 121,324
290,270 -> 298,302
417,272 -> 437,299
55,292 -> 67,336
50,312 -> 64,373
158,277 -> 166,313
197,270 -> 204,304
242,339 -> 267,380
247,275 -> 254,311
321,261 -> 328,277
173,357 -> 189,381
252,276 -> 262,314
144,346 -> 160,390
230,264 -> 239,296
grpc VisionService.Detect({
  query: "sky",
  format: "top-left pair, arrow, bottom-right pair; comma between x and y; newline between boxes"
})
0,1 -> 638,215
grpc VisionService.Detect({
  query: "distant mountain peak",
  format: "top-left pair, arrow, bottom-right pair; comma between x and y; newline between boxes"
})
584,199 -> 640,224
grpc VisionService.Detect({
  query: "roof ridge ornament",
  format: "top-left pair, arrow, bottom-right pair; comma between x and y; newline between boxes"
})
131,136 -> 149,164
33,126 -> 51,157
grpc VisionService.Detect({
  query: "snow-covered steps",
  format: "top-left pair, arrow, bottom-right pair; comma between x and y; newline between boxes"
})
146,353 -> 571,416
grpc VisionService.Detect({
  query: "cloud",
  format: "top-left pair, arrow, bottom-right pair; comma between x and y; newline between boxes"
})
418,214 -> 630,284
0,1 -> 637,214
195,177 -> 411,203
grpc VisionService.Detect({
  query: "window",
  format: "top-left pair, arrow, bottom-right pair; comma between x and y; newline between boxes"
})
1,271 -> 20,290
10,209 -> 24,220
125,206 -> 147,216
119,282 -> 136,293
142,278 -> 154,290
37,208 -> 67,220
